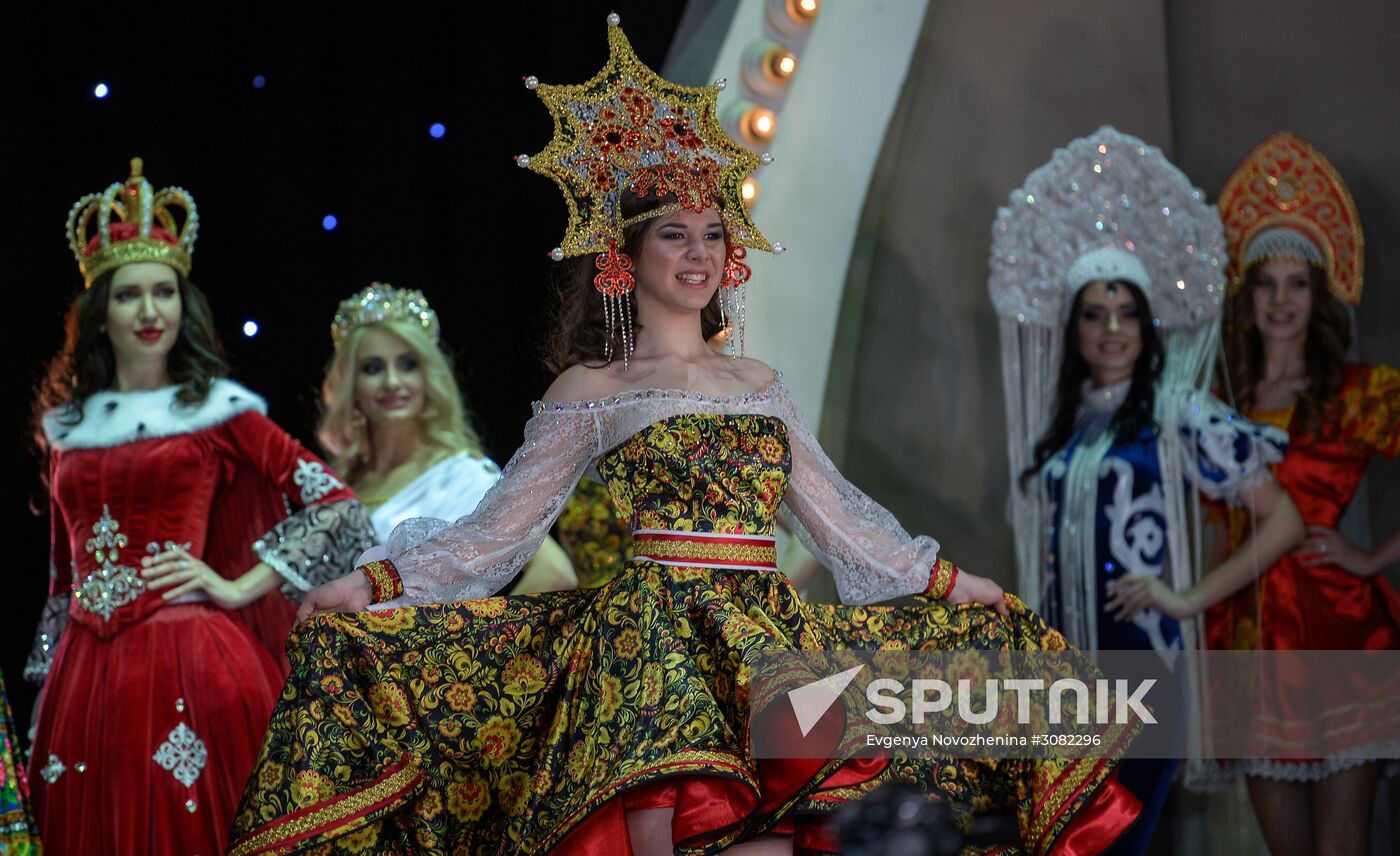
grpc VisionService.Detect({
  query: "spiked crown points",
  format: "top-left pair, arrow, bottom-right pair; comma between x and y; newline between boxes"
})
332,284 -> 441,349
519,15 -> 771,259
67,158 -> 198,287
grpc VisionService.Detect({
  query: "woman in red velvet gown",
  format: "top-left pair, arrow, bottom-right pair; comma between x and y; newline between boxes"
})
1209,132 -> 1400,856
26,159 -> 374,854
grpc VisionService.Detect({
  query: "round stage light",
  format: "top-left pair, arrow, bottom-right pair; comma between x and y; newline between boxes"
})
741,177 -> 760,207
744,107 -> 777,143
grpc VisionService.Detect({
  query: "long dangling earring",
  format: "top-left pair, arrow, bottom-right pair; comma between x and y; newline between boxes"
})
351,407 -> 370,463
595,241 -> 637,369
720,244 -> 751,358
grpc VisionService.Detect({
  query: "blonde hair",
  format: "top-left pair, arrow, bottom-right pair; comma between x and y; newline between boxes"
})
318,319 -> 482,484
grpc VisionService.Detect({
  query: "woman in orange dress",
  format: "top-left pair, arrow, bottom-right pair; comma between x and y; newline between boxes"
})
1211,132 -> 1400,856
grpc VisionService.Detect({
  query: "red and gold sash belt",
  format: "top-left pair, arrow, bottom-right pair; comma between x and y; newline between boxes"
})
631,530 -> 777,571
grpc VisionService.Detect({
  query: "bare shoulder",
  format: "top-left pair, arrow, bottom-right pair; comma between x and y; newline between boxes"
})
730,357 -> 779,391
540,364 -> 621,404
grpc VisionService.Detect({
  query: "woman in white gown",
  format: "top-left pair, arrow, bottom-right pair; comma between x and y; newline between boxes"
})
318,284 -> 576,592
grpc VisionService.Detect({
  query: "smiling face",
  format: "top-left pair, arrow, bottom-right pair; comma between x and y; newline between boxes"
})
353,326 -> 426,431
106,261 -> 182,372
631,206 -> 726,319
1250,256 -> 1315,344
1075,279 -> 1144,387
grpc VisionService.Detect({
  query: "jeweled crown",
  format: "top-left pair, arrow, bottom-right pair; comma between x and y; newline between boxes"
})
332,284 -> 441,349
67,158 -> 198,287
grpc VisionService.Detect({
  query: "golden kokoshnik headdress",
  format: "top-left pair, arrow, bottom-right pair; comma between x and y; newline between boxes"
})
1217,131 -> 1363,305
67,158 -> 198,287
516,13 -> 779,365
331,284 -> 441,350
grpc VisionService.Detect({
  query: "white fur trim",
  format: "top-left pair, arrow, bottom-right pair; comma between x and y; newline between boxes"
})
1065,246 -> 1152,294
43,379 -> 267,450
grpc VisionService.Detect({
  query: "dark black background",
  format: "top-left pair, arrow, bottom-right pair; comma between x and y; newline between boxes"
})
3,2 -> 687,734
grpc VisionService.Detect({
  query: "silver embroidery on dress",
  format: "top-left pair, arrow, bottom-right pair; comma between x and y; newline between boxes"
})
292,458 -> 344,504
74,505 -> 144,621
153,722 -> 208,788
39,754 -> 65,784
1100,457 -> 1174,653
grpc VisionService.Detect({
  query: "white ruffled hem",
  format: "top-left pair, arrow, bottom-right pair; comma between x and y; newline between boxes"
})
1183,747 -> 1400,792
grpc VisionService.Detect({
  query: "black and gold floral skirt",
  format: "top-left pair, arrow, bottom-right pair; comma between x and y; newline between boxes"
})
229,564 -> 1135,855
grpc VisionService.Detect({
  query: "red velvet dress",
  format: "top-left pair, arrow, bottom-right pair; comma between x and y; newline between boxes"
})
26,381 -> 373,855
1206,364 -> 1400,778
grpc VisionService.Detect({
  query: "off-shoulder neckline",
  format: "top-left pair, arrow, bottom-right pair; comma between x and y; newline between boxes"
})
532,371 -> 783,415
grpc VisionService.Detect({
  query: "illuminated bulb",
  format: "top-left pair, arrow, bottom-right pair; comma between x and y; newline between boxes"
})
94,82 -> 110,98
776,53 -> 797,76
741,107 -> 778,143
741,177 -> 759,207
768,0 -> 818,36
243,321 -> 259,337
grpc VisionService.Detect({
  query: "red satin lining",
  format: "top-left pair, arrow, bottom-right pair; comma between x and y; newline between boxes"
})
1048,771 -> 1141,855
554,695 -> 890,854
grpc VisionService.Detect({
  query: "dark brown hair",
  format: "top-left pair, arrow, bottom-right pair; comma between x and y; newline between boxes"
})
33,268 -> 228,447
1222,262 -> 1350,437
543,191 -> 726,376
1022,280 -> 1165,487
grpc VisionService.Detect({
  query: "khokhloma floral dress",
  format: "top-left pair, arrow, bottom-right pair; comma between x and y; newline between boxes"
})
231,376 -> 1139,855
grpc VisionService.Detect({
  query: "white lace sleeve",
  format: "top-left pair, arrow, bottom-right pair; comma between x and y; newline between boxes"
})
381,409 -> 601,605
1176,392 -> 1288,503
768,382 -> 941,605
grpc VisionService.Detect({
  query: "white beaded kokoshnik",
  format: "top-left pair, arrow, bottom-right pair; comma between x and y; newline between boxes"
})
988,125 -> 1226,330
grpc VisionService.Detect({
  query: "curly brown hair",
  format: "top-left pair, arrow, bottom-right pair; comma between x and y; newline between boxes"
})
1222,262 -> 1351,437
542,191 -> 727,376
33,269 -> 228,449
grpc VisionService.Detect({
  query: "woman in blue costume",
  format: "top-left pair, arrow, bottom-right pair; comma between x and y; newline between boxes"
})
230,19 -> 1142,855
990,127 -> 1305,855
